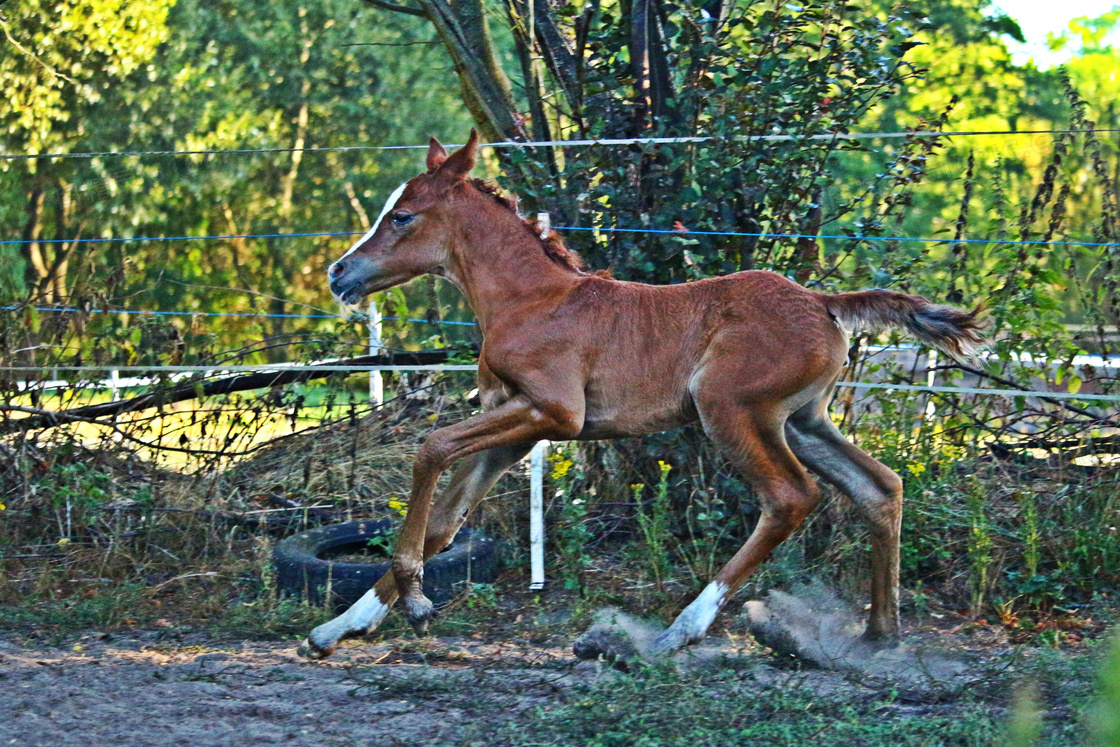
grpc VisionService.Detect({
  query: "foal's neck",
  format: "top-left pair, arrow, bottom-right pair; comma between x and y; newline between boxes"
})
442,197 -> 581,334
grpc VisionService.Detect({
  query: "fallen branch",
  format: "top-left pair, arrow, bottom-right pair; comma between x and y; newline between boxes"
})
0,349 -> 462,435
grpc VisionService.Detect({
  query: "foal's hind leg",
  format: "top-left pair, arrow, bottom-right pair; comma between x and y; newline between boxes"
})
651,404 -> 822,653
785,401 -> 903,639
300,443 -> 532,659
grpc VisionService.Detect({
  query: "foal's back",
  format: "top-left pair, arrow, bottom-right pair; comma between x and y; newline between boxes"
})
556,269 -> 850,439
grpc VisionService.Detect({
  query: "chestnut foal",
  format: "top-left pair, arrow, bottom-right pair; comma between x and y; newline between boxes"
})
301,131 -> 982,660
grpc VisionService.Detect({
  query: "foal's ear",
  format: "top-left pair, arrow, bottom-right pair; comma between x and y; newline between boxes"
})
438,128 -> 479,180
426,137 -> 449,172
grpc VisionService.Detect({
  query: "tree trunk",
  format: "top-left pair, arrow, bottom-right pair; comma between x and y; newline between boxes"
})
417,0 -> 523,142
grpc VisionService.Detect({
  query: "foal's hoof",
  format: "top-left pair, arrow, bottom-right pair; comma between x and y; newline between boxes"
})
648,627 -> 691,655
404,594 -> 436,636
297,637 -> 335,660
573,625 -> 641,671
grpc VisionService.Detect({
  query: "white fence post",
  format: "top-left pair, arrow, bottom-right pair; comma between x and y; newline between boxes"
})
924,349 -> 938,421
529,440 -> 547,590
537,211 -> 550,240
368,299 -> 383,407
110,368 -> 121,402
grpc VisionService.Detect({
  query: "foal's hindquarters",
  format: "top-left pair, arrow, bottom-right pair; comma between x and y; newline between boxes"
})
639,288 -> 904,652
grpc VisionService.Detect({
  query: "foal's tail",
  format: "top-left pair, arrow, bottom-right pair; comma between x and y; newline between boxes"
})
824,290 -> 985,361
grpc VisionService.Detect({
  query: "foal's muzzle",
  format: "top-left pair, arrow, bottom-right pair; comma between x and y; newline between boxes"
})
328,258 -> 373,304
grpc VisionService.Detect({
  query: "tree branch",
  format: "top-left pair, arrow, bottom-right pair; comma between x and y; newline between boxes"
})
532,0 -> 582,120
360,0 -> 426,17
0,349 -> 465,435
417,0 -> 522,141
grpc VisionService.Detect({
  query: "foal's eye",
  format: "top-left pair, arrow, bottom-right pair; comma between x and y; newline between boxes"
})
391,212 -> 414,227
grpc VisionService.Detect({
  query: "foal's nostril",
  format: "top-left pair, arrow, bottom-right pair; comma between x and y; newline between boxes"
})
328,261 -> 345,279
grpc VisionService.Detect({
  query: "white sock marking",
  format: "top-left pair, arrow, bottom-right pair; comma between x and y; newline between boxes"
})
309,586 -> 391,648
338,181 -> 408,261
667,580 -> 727,642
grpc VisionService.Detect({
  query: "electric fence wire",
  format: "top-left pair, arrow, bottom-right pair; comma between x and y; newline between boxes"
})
5,131 -> 1119,405
0,305 -> 477,326
3,226 -> 1117,249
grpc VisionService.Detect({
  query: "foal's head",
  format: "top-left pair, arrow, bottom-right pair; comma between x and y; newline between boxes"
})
328,130 -> 482,304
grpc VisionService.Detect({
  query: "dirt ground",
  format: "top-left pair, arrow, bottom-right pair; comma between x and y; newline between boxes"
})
0,627 -> 980,746
0,584 -> 1106,746
0,632 -> 606,747
0,619 -> 1074,747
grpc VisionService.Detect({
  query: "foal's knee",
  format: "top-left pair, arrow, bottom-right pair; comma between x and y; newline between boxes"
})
414,438 -> 452,475
391,554 -> 424,587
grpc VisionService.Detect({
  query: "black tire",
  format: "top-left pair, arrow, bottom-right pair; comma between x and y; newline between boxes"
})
273,519 -> 499,612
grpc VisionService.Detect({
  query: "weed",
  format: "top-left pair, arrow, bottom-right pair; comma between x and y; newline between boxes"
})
0,582 -> 151,630
551,445 -> 592,595
632,461 -> 673,592
1021,489 -> 1042,580
1006,683 -> 1043,747
966,480 -> 995,618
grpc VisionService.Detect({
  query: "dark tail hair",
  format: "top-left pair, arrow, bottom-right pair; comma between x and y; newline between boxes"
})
824,290 -> 985,361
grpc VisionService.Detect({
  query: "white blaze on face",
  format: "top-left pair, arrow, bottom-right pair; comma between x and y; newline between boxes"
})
338,181 -> 409,261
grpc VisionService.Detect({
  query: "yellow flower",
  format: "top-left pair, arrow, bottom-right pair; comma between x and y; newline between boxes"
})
0,501 -> 6,511
388,498 -> 408,516
906,462 -> 927,477
550,459 -> 573,480
57,537 -> 70,546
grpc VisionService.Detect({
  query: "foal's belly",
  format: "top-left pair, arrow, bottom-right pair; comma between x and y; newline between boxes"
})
575,377 -> 699,440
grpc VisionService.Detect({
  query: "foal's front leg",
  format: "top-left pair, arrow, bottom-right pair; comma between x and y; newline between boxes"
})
299,444 -> 532,659
394,395 -> 581,632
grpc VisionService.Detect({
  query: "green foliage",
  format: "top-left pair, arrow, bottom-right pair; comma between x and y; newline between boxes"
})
0,0 -> 174,156
499,662 -> 1006,746
0,0 -> 473,361
966,479 -> 995,617
1090,633 -> 1120,746
550,444 -> 592,594
527,1 -> 918,286
633,461 -> 673,592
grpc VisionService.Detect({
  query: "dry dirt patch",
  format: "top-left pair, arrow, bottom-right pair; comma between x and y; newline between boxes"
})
0,634 -> 596,747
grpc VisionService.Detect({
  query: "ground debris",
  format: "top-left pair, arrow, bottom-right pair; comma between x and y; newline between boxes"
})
744,587 -> 977,693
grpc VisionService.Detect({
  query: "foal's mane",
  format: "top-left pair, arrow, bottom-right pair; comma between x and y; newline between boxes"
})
465,178 -> 588,273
